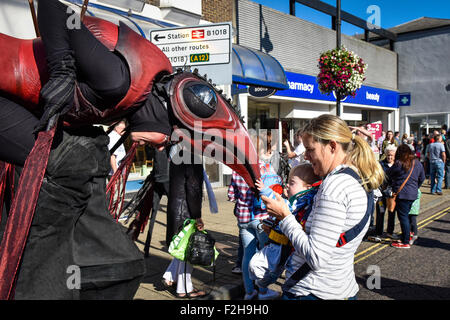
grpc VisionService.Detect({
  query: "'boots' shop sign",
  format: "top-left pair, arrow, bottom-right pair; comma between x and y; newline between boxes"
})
275,71 -> 399,109
248,86 -> 277,98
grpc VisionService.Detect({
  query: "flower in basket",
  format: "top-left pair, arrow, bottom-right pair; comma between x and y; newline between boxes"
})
317,46 -> 367,98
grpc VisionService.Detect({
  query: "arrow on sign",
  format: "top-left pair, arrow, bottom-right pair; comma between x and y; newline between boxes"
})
153,34 -> 166,42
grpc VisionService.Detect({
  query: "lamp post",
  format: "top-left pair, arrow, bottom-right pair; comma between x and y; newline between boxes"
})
81,0 -> 90,22
336,0 -> 341,117
27,0 -> 39,37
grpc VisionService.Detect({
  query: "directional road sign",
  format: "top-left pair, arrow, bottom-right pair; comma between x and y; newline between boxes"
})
150,23 -> 231,68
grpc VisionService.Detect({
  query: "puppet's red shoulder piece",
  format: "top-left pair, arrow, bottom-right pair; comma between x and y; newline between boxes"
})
0,16 -> 172,124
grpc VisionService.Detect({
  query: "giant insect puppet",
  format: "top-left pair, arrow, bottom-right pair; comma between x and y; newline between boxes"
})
0,0 -> 260,299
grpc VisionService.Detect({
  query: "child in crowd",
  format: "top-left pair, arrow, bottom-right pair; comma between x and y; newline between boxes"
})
228,160 -> 283,300
408,189 -> 421,245
249,163 -> 321,299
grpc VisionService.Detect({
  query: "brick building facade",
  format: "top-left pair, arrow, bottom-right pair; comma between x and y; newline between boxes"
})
202,0 -> 233,23
144,0 -> 232,23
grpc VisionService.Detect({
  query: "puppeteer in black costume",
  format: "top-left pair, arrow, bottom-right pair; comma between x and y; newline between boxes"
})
0,0 -> 260,299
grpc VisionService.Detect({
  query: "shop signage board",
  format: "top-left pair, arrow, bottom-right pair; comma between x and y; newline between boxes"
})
366,121 -> 383,140
248,86 -> 277,98
150,23 -> 231,67
274,71 -> 399,109
398,93 -> 411,106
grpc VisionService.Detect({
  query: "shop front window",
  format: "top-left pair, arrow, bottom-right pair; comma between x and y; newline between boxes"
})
248,100 -> 279,131
408,114 -> 447,137
248,100 -> 280,152
279,118 -> 311,153
427,114 -> 447,131
345,120 -> 369,128
291,119 -> 310,141
408,116 -> 425,140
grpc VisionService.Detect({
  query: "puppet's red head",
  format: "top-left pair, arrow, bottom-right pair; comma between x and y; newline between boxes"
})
158,70 -> 260,188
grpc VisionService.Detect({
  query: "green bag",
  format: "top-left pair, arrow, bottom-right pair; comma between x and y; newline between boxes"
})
168,219 -> 197,261
409,190 -> 421,216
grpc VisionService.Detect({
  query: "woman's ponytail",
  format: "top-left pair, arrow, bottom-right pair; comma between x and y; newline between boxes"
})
348,134 -> 384,191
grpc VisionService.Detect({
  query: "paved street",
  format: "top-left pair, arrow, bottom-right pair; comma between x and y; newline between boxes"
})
355,201 -> 450,299
126,183 -> 450,300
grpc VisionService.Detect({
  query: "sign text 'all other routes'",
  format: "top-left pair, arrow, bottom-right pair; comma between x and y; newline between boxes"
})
150,23 -> 231,67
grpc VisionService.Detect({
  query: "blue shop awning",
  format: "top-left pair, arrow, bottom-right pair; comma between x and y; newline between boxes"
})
232,44 -> 289,90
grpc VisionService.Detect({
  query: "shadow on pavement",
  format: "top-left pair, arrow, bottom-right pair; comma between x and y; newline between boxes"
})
356,276 -> 450,300
425,226 -> 450,234
412,236 -> 450,251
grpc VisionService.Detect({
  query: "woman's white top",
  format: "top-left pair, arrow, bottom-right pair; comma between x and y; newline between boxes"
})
279,164 -> 369,299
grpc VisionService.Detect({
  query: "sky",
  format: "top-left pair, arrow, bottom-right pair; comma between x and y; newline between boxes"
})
250,0 -> 450,36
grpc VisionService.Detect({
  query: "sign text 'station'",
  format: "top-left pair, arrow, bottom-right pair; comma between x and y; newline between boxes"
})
150,23 -> 231,67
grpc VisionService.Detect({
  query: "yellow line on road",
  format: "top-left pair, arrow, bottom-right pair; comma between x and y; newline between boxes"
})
418,210 -> 449,230
417,206 -> 450,226
354,206 -> 449,265
355,243 -> 382,258
354,244 -> 389,264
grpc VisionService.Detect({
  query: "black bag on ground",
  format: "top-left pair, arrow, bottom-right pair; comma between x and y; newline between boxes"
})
186,231 -> 216,267
183,230 -> 217,297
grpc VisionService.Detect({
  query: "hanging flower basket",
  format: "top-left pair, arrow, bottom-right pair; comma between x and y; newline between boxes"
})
317,46 -> 367,98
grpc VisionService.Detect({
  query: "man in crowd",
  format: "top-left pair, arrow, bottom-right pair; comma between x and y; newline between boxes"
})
283,129 -> 306,168
394,131 -> 401,144
427,134 -> 446,195
444,130 -> 450,189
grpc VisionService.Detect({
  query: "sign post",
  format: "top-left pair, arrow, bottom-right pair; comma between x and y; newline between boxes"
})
336,0 -> 342,117
150,23 -> 232,85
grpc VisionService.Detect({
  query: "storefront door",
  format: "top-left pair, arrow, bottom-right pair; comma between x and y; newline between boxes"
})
408,114 -> 448,137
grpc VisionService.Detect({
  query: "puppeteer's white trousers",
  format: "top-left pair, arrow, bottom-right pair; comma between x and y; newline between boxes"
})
163,258 -> 194,294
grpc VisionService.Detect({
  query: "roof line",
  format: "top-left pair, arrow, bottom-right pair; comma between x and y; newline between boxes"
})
390,16 -> 426,29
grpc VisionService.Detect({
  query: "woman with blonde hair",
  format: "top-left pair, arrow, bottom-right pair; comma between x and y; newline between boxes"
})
261,114 -> 384,300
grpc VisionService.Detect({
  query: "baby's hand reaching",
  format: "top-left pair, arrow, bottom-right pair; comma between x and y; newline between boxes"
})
255,178 -> 265,191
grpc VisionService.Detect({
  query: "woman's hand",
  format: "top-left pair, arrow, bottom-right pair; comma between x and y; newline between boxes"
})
195,218 -> 204,231
261,193 -> 291,221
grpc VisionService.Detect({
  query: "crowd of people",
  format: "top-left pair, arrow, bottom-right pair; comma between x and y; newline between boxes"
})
103,117 -> 448,300
366,126 -> 449,247
227,120 -> 449,300
375,126 -> 449,194
115,118 -> 447,300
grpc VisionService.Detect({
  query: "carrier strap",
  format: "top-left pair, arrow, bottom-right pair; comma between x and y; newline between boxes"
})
283,167 -> 373,292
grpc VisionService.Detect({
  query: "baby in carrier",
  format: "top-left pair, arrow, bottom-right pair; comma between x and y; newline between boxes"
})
249,163 -> 321,296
